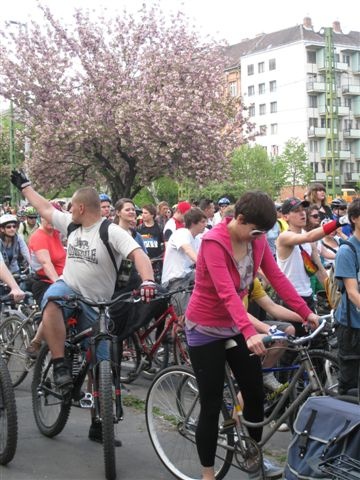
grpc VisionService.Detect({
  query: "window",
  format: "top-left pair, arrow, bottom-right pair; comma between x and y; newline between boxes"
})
271,145 -> 279,156
270,123 -> 278,134
258,62 -> 265,73
269,58 -> 276,70
259,104 -> 266,115
248,105 -> 255,117
270,102 -> 277,113
343,54 -> 350,66
335,53 -> 340,63
309,140 -> 319,153
248,85 -> 255,96
309,96 -> 317,108
248,64 -> 254,76
259,125 -> 267,135
307,51 -> 316,64
344,97 -> 352,108
269,80 -> 276,92
229,81 -> 237,97
309,117 -> 318,127
258,83 -> 265,94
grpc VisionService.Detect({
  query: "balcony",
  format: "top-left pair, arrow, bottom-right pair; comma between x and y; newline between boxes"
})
342,85 -> 360,95
318,105 -> 350,116
315,172 -> 327,181
352,173 -> 360,181
318,61 -> 349,72
320,150 -> 351,160
307,81 -> 326,93
308,127 -> 328,137
343,129 -> 360,139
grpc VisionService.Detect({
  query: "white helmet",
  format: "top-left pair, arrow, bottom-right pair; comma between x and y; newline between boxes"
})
0,214 -> 18,226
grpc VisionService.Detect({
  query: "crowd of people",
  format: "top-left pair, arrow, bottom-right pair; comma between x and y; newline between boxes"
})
1,175 -> 360,479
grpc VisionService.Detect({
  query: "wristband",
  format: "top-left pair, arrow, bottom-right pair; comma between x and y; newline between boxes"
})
322,219 -> 337,236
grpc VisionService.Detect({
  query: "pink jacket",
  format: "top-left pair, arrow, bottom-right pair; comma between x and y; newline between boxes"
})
186,218 -> 312,340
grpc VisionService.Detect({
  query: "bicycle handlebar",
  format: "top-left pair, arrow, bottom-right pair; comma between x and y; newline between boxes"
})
262,314 -> 332,346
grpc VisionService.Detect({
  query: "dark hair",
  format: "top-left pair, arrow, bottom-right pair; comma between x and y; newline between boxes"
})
305,204 -> 320,231
234,191 -> 276,231
142,204 -> 156,218
308,183 -> 328,206
348,198 -> 360,232
199,198 -> 214,211
184,207 -> 207,229
113,198 -> 134,225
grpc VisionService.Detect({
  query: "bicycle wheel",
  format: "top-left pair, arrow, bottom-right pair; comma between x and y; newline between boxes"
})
32,344 -> 71,437
288,349 -> 340,429
0,357 -> 17,465
173,326 -> 191,366
99,360 -> 116,480
145,366 -> 233,480
0,315 -> 32,387
120,333 -> 142,383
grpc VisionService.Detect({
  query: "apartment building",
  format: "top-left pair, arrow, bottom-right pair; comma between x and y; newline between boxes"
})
225,17 -> 360,187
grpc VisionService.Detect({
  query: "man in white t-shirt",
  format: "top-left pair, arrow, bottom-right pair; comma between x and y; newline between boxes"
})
163,201 -> 191,244
162,208 -> 207,284
10,171 -> 156,391
213,197 -> 230,225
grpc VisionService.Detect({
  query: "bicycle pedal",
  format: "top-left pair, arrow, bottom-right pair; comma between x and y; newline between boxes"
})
219,418 -> 237,434
79,392 -> 94,409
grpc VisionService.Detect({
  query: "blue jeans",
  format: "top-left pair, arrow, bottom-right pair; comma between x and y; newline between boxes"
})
41,280 -> 109,361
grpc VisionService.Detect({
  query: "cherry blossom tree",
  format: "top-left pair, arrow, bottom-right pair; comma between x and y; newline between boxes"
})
0,3 -> 254,200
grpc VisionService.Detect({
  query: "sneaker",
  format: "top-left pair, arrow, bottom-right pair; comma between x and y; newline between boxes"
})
248,457 -> 283,479
88,421 -> 122,447
53,362 -> 73,389
263,372 -> 284,392
25,339 -> 41,360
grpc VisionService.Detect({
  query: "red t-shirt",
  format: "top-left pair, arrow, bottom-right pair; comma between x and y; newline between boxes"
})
28,229 -> 66,282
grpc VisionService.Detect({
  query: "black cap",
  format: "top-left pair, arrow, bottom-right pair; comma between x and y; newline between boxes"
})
281,197 -> 310,215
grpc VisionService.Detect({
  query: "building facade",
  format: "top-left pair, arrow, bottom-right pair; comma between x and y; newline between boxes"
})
225,17 -> 360,189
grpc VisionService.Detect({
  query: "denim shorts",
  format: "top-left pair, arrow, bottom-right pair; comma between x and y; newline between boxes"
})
41,280 -> 108,361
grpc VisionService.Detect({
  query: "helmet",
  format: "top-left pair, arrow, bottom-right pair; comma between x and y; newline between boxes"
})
99,193 -> 111,202
331,198 -> 347,209
24,206 -> 37,217
0,214 -> 18,226
218,197 -> 230,206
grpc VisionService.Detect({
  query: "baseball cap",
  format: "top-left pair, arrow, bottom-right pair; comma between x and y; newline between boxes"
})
177,201 -> 191,214
218,197 -> 230,206
281,197 -> 310,215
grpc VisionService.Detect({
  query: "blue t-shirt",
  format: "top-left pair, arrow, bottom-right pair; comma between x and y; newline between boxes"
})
334,236 -> 360,328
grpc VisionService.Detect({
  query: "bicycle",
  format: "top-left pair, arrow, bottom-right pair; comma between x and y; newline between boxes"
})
0,292 -> 41,387
120,287 -> 192,383
145,315 -> 339,480
31,290 -> 136,480
0,354 -> 18,465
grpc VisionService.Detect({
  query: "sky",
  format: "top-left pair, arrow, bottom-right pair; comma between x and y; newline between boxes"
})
0,0 -> 359,45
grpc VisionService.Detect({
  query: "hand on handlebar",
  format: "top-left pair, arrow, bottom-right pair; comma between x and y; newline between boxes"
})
305,313 -> 319,330
246,334 -> 267,356
10,286 -> 26,303
139,280 -> 158,303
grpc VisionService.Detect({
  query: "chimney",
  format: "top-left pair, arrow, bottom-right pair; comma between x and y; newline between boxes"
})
332,21 -> 342,33
303,17 -> 313,30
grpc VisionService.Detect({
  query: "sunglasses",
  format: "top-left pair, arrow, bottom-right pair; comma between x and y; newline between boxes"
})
27,216 -> 37,219
338,207 -> 347,211
4,224 -> 17,229
309,214 -> 320,219
249,229 -> 267,237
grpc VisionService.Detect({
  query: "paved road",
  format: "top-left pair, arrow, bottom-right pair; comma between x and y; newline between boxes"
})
1,372 -> 291,480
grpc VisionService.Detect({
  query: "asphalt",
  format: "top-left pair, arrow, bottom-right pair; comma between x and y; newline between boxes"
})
0,372 -> 291,480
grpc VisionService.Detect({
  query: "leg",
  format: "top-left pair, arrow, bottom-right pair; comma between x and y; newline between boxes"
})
41,302 -> 66,359
188,340 -> 226,480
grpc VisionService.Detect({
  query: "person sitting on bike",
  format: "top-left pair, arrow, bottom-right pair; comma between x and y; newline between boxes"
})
0,213 -> 31,275
185,191 -> 319,480
17,206 -> 39,244
0,251 -> 25,302
11,170 -> 157,444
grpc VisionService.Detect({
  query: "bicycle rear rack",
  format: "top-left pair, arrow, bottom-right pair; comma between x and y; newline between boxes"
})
319,455 -> 360,479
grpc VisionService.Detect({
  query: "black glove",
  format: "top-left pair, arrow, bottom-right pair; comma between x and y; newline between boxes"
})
11,169 -> 32,191
139,280 -> 157,303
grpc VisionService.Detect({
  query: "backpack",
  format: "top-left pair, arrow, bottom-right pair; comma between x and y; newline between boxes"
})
67,220 -> 166,340
324,240 -> 359,314
284,396 -> 360,480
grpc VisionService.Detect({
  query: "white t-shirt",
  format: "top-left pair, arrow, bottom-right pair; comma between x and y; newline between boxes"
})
52,210 -> 139,301
277,241 -> 313,297
161,228 -> 200,284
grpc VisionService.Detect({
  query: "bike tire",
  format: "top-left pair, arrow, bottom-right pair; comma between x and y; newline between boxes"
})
145,366 -> 233,480
32,344 -> 71,437
99,360 -> 116,480
0,356 -> 18,465
120,333 -> 142,383
288,349 -> 340,429
0,315 -> 33,387
173,326 -> 191,366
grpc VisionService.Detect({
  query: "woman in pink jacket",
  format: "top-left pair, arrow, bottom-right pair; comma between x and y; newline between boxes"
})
185,191 -> 319,480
